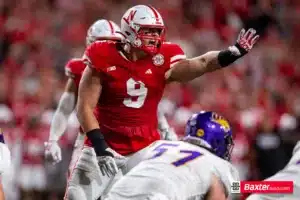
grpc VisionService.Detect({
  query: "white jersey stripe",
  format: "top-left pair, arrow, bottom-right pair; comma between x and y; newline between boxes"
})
170,54 -> 186,63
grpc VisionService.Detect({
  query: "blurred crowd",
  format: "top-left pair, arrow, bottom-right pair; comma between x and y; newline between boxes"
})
1,0 -> 300,199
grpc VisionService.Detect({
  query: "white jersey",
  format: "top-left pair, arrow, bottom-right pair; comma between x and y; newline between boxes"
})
105,140 -> 239,200
0,142 -> 11,176
247,141 -> 300,200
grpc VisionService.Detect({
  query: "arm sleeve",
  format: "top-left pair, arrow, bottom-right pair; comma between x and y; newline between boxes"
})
65,65 -> 76,79
49,92 -> 76,141
64,59 -> 86,87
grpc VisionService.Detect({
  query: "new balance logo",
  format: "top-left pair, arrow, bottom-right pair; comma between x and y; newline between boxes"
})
107,66 -> 116,72
145,69 -> 152,74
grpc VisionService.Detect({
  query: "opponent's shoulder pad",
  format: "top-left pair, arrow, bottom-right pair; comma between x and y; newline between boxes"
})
65,58 -> 85,78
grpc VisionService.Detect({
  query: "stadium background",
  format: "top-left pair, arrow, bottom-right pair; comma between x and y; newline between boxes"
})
1,0 -> 300,199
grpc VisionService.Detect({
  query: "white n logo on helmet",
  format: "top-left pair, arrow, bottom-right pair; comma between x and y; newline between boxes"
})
123,10 -> 137,25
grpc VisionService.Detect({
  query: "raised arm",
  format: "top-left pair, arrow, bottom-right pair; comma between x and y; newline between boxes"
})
165,28 -> 259,82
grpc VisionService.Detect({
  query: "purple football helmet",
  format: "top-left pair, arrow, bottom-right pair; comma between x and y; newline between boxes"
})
184,111 -> 234,160
0,129 -> 4,143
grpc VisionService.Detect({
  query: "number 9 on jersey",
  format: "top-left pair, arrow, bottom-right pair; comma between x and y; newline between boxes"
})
123,78 -> 148,108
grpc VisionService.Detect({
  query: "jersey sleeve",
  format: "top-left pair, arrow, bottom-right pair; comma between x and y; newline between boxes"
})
83,41 -> 110,72
164,43 -> 186,69
65,59 -> 83,78
64,58 -> 86,87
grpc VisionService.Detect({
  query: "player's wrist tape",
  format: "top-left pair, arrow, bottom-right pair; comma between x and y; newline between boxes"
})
0,134 -> 4,143
86,128 -> 113,157
218,43 -> 248,67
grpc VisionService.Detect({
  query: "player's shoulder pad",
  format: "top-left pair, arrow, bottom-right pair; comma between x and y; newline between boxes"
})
159,42 -> 186,66
84,40 -> 117,71
65,58 -> 85,78
160,42 -> 183,53
87,40 -> 116,57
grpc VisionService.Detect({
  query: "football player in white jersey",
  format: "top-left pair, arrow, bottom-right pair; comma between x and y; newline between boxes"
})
104,111 -> 240,200
0,130 -> 11,200
247,141 -> 300,200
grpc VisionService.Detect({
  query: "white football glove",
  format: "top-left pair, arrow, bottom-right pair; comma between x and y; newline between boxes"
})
229,28 -> 259,56
160,128 -> 178,141
44,141 -> 62,164
97,148 -> 126,177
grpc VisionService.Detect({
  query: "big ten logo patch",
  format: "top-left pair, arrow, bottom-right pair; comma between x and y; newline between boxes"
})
152,54 -> 164,66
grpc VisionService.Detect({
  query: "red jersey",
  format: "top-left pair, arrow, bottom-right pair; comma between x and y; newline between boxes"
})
84,41 -> 186,155
65,58 -> 86,87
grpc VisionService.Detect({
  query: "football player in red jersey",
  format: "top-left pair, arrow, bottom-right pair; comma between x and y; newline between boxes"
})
45,18 -> 176,179
44,19 -> 123,175
66,5 -> 259,200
